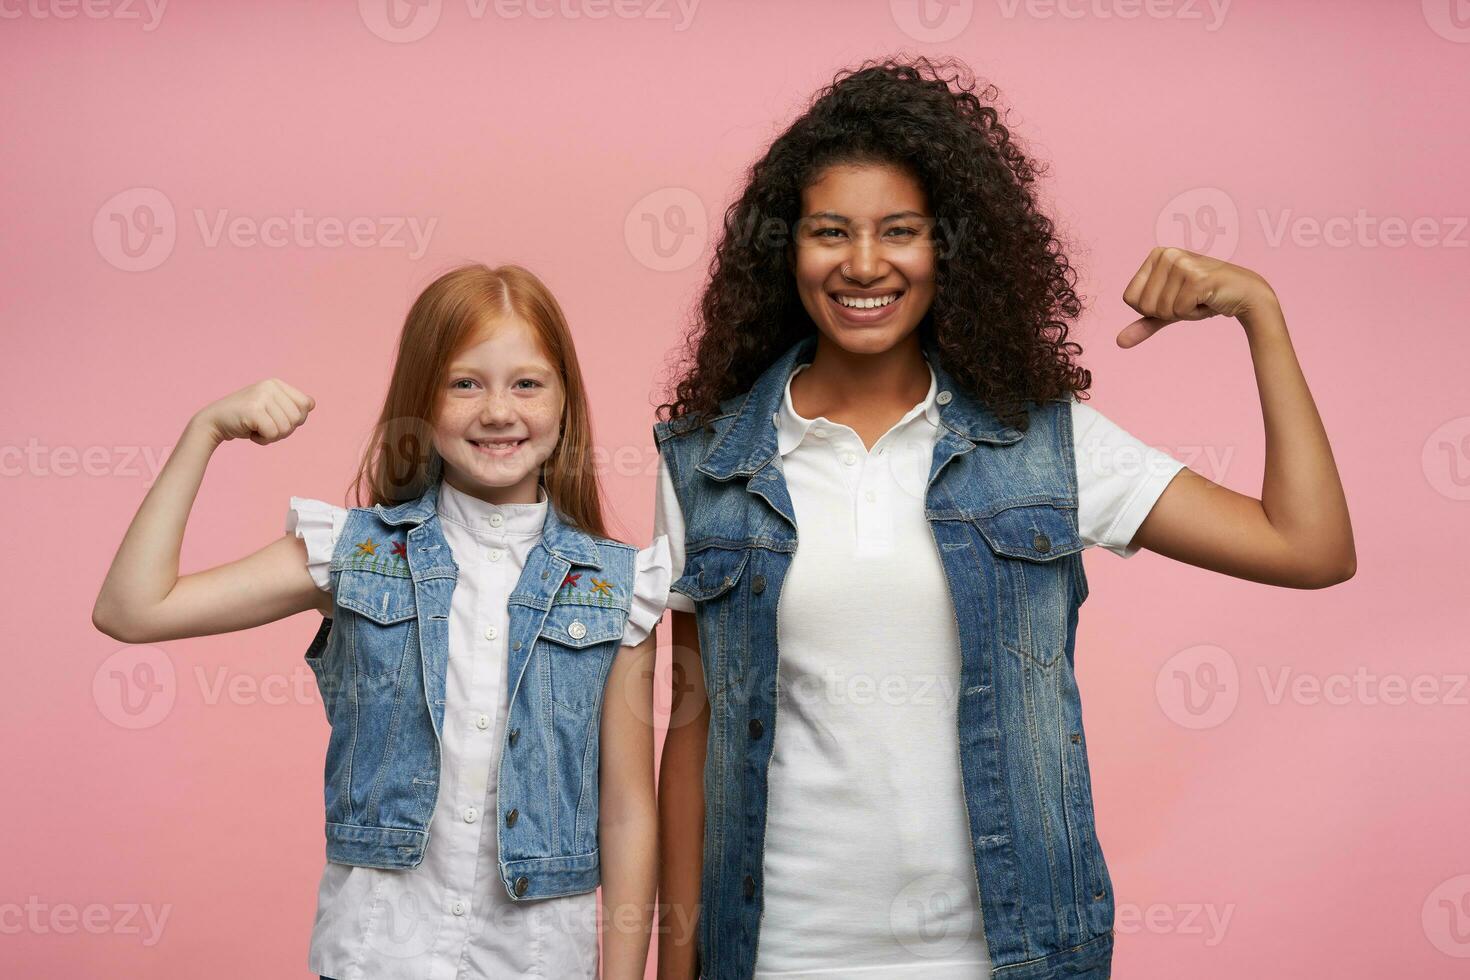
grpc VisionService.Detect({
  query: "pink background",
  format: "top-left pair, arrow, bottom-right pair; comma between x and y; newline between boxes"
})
4,1 -> 1468,976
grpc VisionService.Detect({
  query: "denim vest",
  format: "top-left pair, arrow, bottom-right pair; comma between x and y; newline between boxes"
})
653,336 -> 1115,979
301,479 -> 638,902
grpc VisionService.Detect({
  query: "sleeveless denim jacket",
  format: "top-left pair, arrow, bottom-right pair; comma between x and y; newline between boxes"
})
301,479 -> 638,902
653,336 -> 1115,979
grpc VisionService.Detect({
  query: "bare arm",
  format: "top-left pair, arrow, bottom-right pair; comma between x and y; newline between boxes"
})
91,379 -> 330,644
599,632 -> 659,980
1116,248 -> 1356,589
657,610 -> 707,980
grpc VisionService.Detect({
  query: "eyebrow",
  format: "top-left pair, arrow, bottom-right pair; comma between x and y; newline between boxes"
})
448,362 -> 553,376
803,210 -> 931,223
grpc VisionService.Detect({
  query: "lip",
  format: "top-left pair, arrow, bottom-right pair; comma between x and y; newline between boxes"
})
827,289 -> 906,325
467,438 -> 526,458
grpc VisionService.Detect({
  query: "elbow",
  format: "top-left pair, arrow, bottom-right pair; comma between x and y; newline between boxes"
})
600,797 -> 659,837
91,599 -> 148,644
1298,550 -> 1356,589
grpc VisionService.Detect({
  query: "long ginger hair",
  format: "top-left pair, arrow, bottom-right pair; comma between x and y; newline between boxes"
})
349,263 -> 609,538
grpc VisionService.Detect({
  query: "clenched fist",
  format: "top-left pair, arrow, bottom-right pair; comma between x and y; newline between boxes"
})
194,378 -> 316,446
1117,246 -> 1279,348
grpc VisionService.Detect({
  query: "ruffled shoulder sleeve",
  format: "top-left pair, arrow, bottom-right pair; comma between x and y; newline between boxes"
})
285,496 -> 349,592
620,534 -> 673,647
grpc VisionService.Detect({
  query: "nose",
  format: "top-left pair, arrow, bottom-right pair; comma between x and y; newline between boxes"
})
478,390 -> 516,426
843,226 -> 886,284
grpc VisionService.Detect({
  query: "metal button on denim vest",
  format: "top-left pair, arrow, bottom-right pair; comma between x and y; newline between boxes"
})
301,479 -> 637,902
653,336 -> 1115,979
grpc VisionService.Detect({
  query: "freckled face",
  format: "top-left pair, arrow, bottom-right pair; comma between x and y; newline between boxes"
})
432,315 -> 563,504
792,162 -> 939,355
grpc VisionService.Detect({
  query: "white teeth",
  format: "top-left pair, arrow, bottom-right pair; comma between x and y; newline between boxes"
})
836,293 -> 900,309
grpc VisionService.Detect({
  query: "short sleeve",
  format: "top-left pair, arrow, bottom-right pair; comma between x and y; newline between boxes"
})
654,455 -> 696,613
286,496 -> 349,592
1070,397 -> 1188,559
620,534 -> 673,646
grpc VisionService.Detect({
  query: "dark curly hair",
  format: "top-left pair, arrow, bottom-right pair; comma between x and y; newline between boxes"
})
657,55 -> 1091,431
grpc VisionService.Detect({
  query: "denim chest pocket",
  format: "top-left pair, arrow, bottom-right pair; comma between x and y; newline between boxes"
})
540,604 -> 625,712
670,546 -> 754,707
971,502 -> 1085,668
332,568 -> 419,682
672,545 -> 750,603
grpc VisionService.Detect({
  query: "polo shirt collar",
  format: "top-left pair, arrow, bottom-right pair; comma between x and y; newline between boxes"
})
775,351 -> 941,458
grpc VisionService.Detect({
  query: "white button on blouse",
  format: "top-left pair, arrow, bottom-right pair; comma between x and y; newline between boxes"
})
286,479 -> 670,980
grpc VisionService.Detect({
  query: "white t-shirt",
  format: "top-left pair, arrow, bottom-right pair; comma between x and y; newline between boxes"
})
653,362 -> 1186,978
288,479 -> 670,980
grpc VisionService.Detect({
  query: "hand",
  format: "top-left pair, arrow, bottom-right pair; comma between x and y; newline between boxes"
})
1117,246 -> 1278,348
193,378 -> 316,446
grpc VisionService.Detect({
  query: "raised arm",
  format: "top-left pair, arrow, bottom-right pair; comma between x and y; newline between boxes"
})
91,378 -> 330,644
657,609 -> 708,980
1117,247 -> 1356,588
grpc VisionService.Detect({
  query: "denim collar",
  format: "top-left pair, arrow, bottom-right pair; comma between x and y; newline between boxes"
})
374,478 -> 602,568
697,334 -> 1023,481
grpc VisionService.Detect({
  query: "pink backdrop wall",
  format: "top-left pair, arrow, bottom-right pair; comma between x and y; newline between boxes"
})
4,1 -> 1467,976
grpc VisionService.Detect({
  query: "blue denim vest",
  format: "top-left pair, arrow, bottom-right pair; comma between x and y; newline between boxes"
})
653,336 -> 1115,979
301,478 -> 638,902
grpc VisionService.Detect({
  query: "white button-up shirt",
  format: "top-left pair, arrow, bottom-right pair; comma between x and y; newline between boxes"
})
654,356 -> 1186,977
288,480 -> 669,980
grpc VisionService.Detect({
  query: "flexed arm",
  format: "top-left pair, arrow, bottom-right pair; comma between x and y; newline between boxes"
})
92,378 -> 330,643
1117,247 -> 1356,588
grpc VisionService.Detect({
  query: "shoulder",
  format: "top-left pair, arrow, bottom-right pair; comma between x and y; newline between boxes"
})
586,533 -> 638,556
582,533 -> 639,583
653,394 -> 746,487
652,393 -> 745,447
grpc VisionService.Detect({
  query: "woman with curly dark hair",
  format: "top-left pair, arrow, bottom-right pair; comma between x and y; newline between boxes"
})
652,57 -> 1353,980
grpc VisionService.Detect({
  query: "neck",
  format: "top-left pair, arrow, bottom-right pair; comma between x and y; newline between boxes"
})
442,469 -> 543,507
791,331 -> 930,421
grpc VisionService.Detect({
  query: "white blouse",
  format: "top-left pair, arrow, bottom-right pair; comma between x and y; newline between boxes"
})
287,479 -> 670,980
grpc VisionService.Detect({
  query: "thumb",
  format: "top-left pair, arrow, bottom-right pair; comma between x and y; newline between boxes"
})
1116,316 -> 1171,349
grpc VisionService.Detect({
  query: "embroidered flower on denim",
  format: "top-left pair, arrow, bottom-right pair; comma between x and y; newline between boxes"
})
553,571 -> 621,608
343,536 -> 411,577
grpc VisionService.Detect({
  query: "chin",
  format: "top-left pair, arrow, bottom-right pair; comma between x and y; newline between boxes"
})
823,321 -> 918,356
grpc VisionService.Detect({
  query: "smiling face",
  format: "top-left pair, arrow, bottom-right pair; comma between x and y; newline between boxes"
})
791,161 -> 939,356
431,314 -> 564,505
